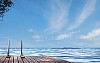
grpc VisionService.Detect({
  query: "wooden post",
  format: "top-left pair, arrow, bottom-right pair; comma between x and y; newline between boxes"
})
6,40 -> 11,58
20,40 -> 25,58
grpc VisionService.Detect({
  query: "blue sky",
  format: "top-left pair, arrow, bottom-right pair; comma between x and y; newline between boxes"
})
0,0 -> 100,48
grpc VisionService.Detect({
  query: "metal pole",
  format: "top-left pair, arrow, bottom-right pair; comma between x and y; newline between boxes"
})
20,40 -> 25,58
21,40 -> 23,56
6,40 -> 11,58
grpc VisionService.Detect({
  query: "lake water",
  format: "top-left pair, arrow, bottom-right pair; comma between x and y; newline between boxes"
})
0,48 -> 100,63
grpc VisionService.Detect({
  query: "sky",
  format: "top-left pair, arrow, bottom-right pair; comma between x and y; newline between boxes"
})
0,0 -> 100,48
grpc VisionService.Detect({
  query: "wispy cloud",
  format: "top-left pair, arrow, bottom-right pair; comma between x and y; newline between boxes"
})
80,28 -> 100,47
55,32 -> 75,40
32,34 -> 43,42
68,0 -> 96,31
45,0 -> 72,32
27,29 -> 38,33
28,29 -> 34,32
80,28 -> 100,39
28,29 -> 44,41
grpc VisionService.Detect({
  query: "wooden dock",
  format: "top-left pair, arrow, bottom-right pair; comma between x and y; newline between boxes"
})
0,56 -> 71,63
1,40 -> 71,63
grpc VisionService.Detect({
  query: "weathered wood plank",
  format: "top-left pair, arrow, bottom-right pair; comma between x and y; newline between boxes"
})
31,56 -> 57,63
0,56 -> 4,60
8,56 -> 14,63
46,57 -> 71,63
17,56 -> 23,63
25,56 -> 36,63
0,56 -> 7,63
0,56 -> 2,60
2,57 -> 10,63
0,56 -> 71,63
38,56 -> 54,63
21,57 -> 28,63
29,56 -> 39,63
34,56 -> 50,63
31,56 -> 71,63
14,56 -> 18,63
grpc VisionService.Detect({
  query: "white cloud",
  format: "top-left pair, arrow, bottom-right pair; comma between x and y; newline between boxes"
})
32,34 -> 43,41
56,32 -> 74,40
68,0 -> 96,31
80,28 -> 100,39
28,29 -> 34,32
45,0 -> 72,32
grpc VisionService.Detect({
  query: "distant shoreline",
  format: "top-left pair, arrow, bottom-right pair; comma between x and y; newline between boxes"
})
0,47 -> 100,49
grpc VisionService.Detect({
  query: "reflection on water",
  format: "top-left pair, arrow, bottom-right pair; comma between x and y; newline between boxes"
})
0,48 -> 100,63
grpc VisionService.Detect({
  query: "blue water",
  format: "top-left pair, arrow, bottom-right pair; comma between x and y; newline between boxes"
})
0,48 -> 100,63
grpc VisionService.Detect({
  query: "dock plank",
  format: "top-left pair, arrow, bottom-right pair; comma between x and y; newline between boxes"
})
17,56 -> 23,63
14,56 -> 18,63
29,56 -> 40,63
0,56 -> 6,63
2,57 -> 10,63
0,56 -> 71,63
9,56 -> 14,63
21,57 -> 28,63
0,56 -> 3,60
25,56 -> 36,63
0,56 -> 4,60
